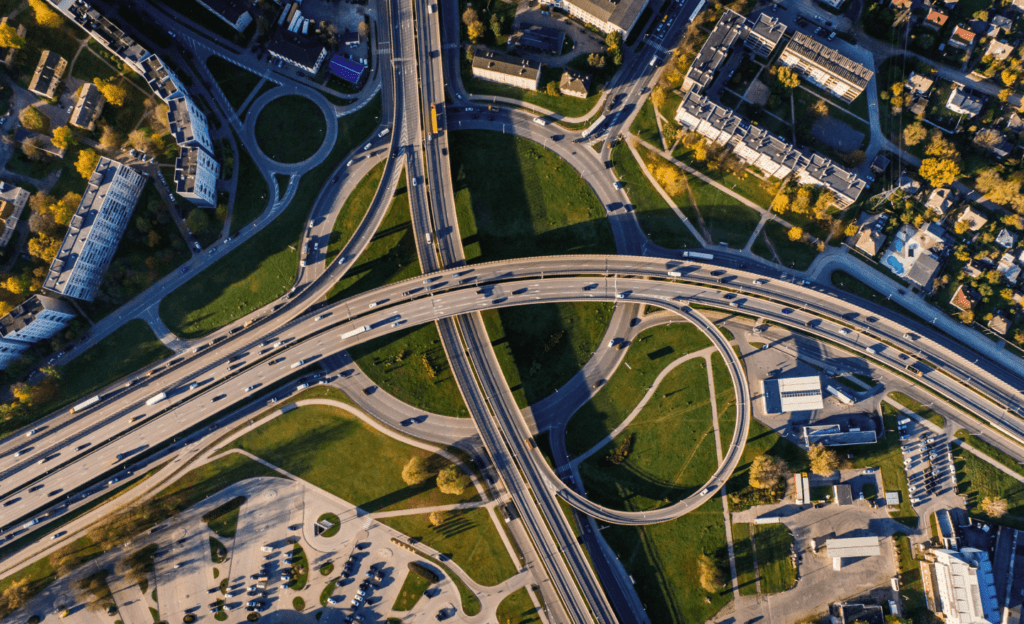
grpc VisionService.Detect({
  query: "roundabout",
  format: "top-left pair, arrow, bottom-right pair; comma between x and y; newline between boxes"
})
254,95 -> 328,164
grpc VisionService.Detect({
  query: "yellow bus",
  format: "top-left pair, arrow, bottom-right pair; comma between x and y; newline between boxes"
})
430,103 -> 440,135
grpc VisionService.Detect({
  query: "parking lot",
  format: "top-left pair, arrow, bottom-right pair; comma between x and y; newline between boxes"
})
899,417 -> 958,509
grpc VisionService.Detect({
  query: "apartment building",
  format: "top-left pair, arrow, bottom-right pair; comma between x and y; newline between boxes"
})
69,82 -> 105,131
174,146 -> 220,208
141,55 -> 186,102
538,0 -> 650,35
778,31 -> 873,103
471,50 -> 542,91
0,295 -> 76,344
746,13 -> 786,57
28,50 -> 67,99
682,9 -> 747,94
64,0 -> 149,73
44,158 -> 146,302
0,182 -> 29,248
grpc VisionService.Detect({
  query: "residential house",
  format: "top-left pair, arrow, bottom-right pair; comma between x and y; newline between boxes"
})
974,131 -> 1013,158
0,182 -> 29,248
1007,112 -> 1024,135
925,188 -> 954,215
905,72 -> 934,95
998,252 -> 1021,283
950,284 -> 981,310
962,262 -> 984,279
778,31 -> 874,103
193,0 -> 252,32
69,82 -> 104,131
559,70 -> 591,99
539,0 -> 650,35
946,86 -> 984,116
28,50 -> 67,99
996,227 -> 1018,248
870,154 -> 890,174
855,228 -> 885,257
1015,0 -> 1024,13
890,0 -> 913,9
948,25 -> 976,49
879,223 -> 949,288
989,311 -> 1011,335
925,8 -> 949,29
471,50 -> 542,91
989,15 -> 1014,36
985,38 -> 1015,61
957,206 -> 988,231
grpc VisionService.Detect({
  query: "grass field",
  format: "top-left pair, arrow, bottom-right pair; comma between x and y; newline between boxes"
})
325,159 -> 386,264
631,99 -> 661,147
347,322 -> 469,418
954,430 -> 1024,479
450,131 -> 615,264
732,523 -> 757,595
326,171 -> 417,302
230,130 -> 270,229
610,142 -> 700,249
894,533 -> 940,623
481,302 -> 613,408
579,359 -> 717,510
852,405 -> 917,527
206,507 -> 240,539
953,441 -> 1024,530
71,49 -> 117,82
392,570 -> 431,610
226,404 -> 479,512
565,322 -> 712,456
711,352 -> 737,448
752,220 -> 818,270
726,417 -> 809,512
206,57 -> 261,110
889,392 -> 946,429
159,96 -> 381,338
254,96 -> 327,164
380,507 -> 516,586
0,320 -> 171,439
496,587 -> 542,624
751,523 -> 796,593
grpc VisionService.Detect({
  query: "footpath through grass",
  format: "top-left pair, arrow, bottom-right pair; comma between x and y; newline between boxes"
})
380,507 -> 516,586
226,403 -> 479,512
450,131 -> 615,264
496,587 -> 542,624
954,429 -> 1024,479
326,171 -> 417,303
1,320 -> 171,438
254,95 -> 328,164
889,392 -> 946,429
160,95 -> 381,338
579,359 -> 717,510
610,142 -> 699,249
751,523 -> 796,593
482,302 -> 613,409
325,159 -> 387,264
565,322 -> 712,456
206,56 -> 262,110
953,439 -> 1024,530
347,322 -> 469,418
752,220 -> 818,270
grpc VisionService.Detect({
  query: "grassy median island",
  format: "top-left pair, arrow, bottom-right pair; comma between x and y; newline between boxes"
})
449,131 -> 615,263
230,129 -> 271,228
159,95 -> 381,338
254,96 -> 327,164
482,302 -> 613,408
580,358 -> 718,509
226,404 -> 479,512
381,507 -> 516,586
565,322 -> 712,456
348,323 -> 469,418
325,159 -> 387,264
496,587 -> 542,624
610,142 -> 700,249
206,56 -> 262,111
392,568 -> 432,611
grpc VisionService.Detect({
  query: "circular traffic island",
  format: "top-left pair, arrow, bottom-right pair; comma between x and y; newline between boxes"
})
254,95 -> 327,164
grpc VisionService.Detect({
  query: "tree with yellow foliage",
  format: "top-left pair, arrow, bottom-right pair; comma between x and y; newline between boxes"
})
28,232 -> 62,263
51,192 -> 81,225
52,126 -> 75,150
788,226 -> 803,242
93,78 -> 127,107
918,158 -> 960,187
0,22 -> 25,48
770,194 -> 789,213
75,149 -> 100,178
27,0 -> 62,27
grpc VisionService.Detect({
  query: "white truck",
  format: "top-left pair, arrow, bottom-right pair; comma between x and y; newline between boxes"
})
145,392 -> 167,406
341,326 -> 371,340
682,251 -> 714,260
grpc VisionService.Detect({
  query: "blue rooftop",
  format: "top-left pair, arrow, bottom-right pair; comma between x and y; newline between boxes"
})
329,55 -> 365,84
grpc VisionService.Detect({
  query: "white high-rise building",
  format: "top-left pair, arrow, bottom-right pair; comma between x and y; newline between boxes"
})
0,295 -> 76,343
931,548 -> 1000,624
174,146 -> 221,208
168,95 -> 214,156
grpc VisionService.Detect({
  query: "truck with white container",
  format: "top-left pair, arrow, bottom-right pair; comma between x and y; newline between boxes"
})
145,393 -> 167,406
341,326 -> 371,340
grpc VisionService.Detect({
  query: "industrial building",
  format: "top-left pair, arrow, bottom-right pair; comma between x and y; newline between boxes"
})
803,424 -> 878,447
268,30 -> 328,74
43,158 -> 146,302
762,376 -> 823,414
825,536 -> 882,570
922,549 -> 1000,624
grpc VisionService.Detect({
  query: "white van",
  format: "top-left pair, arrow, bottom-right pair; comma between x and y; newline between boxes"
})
297,383 -> 309,391
291,359 -> 306,369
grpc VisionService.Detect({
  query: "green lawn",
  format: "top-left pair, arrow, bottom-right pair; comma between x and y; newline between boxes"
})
954,430 -> 1024,480
288,545 -> 308,589
889,392 -> 946,429
380,507 -> 516,586
496,587 -> 542,624
565,322 -> 712,456
953,440 -> 1024,530
752,220 -> 818,270
254,96 -> 327,164
460,61 -> 600,118
230,130 -> 270,229
326,171 -> 417,302
751,523 -> 796,593
0,320 -> 171,439
631,99 -> 661,147
731,523 -> 757,595
159,95 -> 382,338
610,142 -> 700,249
482,302 -> 613,408
317,513 -> 341,538
391,569 -> 431,610
347,322 -> 469,418
210,537 -> 227,563
226,404 -> 479,512
450,131 -> 615,263
853,405 -> 918,527
71,49 -> 118,82
894,533 -> 940,624
726,417 -> 809,512
206,56 -> 262,111
579,359 -> 717,510
325,159 -> 386,264
206,508 -> 240,539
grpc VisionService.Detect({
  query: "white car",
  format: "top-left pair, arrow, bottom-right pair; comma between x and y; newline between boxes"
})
328,597 -> 342,605
245,386 -> 255,392
315,315 -> 324,321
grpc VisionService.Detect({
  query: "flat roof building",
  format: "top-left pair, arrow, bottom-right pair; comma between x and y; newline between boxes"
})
168,96 -> 214,157
174,146 -> 220,208
471,50 -> 541,91
935,509 -> 958,550
0,339 -> 30,370
0,182 -> 30,248
683,10 -> 747,94
28,50 -> 67,99
538,0 -> 650,35
141,55 -> 185,102
329,55 -> 366,85
826,536 -> 882,569
931,548 -> 1000,624
512,23 -> 565,54
65,1 -> 150,74
0,294 -> 76,344
559,70 -> 591,99
268,30 -> 327,74
193,0 -> 253,32
43,158 -> 146,302
778,32 -> 873,103
70,82 -> 105,131
746,13 -> 786,57
803,424 -> 878,447
833,484 -> 853,505
762,376 -> 823,414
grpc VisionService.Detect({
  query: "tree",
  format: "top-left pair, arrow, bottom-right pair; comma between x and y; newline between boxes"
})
788,226 -> 803,242
19,106 -> 47,132
50,193 -> 80,226
651,85 -> 667,111
98,125 -> 123,152
918,158 -> 960,187
401,456 -> 430,485
4,274 -> 31,294
775,66 -> 800,91
27,0 -> 62,27
93,78 -> 127,107
128,129 -> 154,153
973,9 -> 989,20
466,19 -> 486,42
0,22 -> 25,48
75,149 -> 100,178
28,232 -> 62,263
546,81 -> 560,97
490,13 -> 504,38
588,53 -> 605,68
0,576 -> 31,616
845,222 -> 859,237
975,128 -> 1002,148
981,496 -> 1008,517
11,382 -> 33,404
770,194 -> 790,213
429,510 -> 446,526
961,309 -> 975,326
793,187 -> 813,213
650,161 -> 684,195
605,31 -> 622,51
925,132 -> 958,161
811,99 -> 829,116
357,20 -> 370,38
52,125 -> 75,150
902,122 -> 927,146
749,454 -> 788,490
808,443 -> 839,475
697,554 -> 724,593
20,137 -> 42,161
436,465 -> 468,495
975,168 -> 1020,207
609,48 -> 623,66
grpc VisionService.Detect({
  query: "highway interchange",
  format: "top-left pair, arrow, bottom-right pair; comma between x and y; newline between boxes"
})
4,0 -> 1024,621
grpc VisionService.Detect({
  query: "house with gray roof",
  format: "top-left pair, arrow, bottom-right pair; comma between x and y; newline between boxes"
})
558,70 -> 591,99
946,86 -> 984,116
539,0 -> 650,34
28,50 -> 67,99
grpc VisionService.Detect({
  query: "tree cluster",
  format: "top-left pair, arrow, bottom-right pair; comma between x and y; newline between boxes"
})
808,443 -> 839,475
603,433 -> 635,466
462,8 -> 485,43
436,465 -> 468,495
748,454 -> 788,490
407,562 -> 439,583
697,554 -> 725,593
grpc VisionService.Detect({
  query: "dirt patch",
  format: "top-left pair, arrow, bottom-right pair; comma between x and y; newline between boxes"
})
744,79 -> 770,106
811,116 -> 865,152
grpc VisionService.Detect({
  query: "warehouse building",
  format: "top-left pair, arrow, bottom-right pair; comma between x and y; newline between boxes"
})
762,376 -> 823,414
826,536 -> 882,570
924,548 -> 1000,624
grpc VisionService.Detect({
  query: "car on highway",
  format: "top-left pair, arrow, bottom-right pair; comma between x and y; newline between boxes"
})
245,386 -> 255,392
181,266 -> 189,274
781,308 -> 793,314
51,531 -> 66,540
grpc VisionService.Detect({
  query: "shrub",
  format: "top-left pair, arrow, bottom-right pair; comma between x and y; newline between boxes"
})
201,496 -> 245,523
407,562 -> 439,584
603,433 -> 634,465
